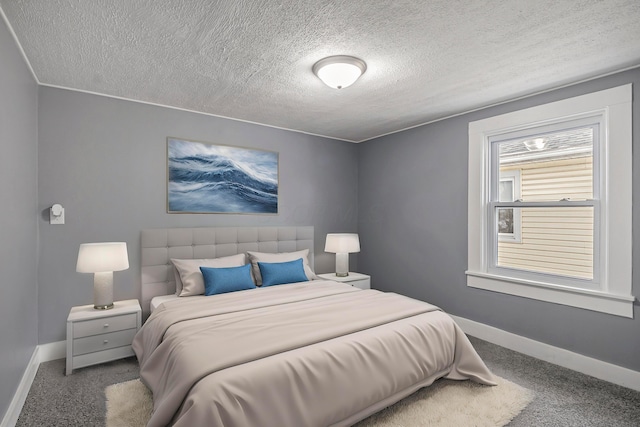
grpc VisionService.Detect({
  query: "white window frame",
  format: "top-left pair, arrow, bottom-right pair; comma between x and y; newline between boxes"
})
490,117 -> 600,287
497,169 -> 521,243
467,84 -> 634,318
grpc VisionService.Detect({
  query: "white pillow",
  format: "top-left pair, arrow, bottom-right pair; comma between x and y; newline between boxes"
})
247,249 -> 317,286
172,254 -> 248,297
173,268 -> 184,296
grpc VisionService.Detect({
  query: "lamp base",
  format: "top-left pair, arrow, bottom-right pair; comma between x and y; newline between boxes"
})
94,271 -> 114,311
335,253 -> 349,277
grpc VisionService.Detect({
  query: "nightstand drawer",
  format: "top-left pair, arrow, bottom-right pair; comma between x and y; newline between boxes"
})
73,313 -> 137,338
73,328 -> 137,356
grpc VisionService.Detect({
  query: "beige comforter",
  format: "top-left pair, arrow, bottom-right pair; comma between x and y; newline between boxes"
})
133,281 -> 496,427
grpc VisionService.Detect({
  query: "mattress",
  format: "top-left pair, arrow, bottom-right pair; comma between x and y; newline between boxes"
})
133,280 -> 496,427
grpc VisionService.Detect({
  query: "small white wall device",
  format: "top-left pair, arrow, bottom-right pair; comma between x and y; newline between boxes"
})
50,203 -> 65,225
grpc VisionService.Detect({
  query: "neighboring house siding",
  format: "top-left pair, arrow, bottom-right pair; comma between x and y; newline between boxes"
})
498,156 -> 593,279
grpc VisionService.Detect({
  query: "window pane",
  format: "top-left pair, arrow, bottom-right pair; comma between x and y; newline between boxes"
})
497,127 -> 594,202
496,206 -> 593,280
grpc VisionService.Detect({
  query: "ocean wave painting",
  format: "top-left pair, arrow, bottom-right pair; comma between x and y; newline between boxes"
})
167,138 -> 278,213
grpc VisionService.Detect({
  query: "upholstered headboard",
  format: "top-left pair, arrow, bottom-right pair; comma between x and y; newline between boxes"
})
140,226 -> 314,315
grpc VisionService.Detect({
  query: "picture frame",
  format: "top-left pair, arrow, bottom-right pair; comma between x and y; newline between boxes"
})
167,137 -> 278,214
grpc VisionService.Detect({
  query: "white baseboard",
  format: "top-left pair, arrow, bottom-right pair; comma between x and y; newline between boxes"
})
37,340 -> 66,363
450,315 -> 640,392
1,347 -> 40,427
1,341 -> 65,427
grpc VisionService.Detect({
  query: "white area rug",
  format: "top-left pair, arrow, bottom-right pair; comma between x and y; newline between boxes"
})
106,376 -> 533,427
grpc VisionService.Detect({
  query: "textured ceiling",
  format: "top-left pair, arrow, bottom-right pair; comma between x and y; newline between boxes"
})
2,0 -> 640,142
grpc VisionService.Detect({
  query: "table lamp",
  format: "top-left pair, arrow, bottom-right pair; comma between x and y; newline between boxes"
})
324,233 -> 360,277
76,242 -> 129,310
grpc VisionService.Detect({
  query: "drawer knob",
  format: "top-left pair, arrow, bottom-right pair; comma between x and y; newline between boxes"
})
103,340 -> 109,344
103,323 -> 109,328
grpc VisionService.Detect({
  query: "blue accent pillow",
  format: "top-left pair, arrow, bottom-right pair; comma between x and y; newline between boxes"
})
200,264 -> 256,296
258,258 -> 309,287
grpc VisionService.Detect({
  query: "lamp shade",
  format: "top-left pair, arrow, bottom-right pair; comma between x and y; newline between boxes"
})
325,233 -> 360,254
76,242 -> 129,273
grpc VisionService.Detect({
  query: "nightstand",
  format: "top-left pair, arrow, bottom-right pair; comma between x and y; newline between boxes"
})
317,272 -> 371,290
66,299 -> 141,375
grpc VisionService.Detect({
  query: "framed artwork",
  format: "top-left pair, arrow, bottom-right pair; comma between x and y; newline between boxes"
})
167,137 -> 278,214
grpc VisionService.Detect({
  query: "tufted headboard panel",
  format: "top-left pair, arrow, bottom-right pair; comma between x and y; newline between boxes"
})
140,226 -> 314,316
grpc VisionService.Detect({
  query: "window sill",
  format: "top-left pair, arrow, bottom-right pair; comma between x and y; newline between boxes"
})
466,270 -> 635,318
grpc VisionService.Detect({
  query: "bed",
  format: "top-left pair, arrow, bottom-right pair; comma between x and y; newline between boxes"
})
135,226 -> 496,427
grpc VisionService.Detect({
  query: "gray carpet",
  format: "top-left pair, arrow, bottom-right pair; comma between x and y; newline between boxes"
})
16,336 -> 640,426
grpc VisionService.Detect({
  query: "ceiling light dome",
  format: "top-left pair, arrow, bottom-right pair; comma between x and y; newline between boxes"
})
313,55 -> 367,89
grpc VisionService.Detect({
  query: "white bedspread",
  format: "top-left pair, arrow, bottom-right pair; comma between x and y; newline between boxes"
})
133,281 -> 496,427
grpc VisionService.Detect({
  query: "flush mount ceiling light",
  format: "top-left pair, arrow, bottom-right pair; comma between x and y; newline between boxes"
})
313,55 -> 367,89
523,137 -> 547,151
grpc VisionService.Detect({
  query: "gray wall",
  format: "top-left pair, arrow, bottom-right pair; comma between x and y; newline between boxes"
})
4,14 -> 638,421
37,87 -> 359,344
0,18 -> 39,420
358,68 -> 640,372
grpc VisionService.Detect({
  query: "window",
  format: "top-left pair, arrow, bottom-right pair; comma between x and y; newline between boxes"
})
492,120 -> 596,284
467,84 -> 634,318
